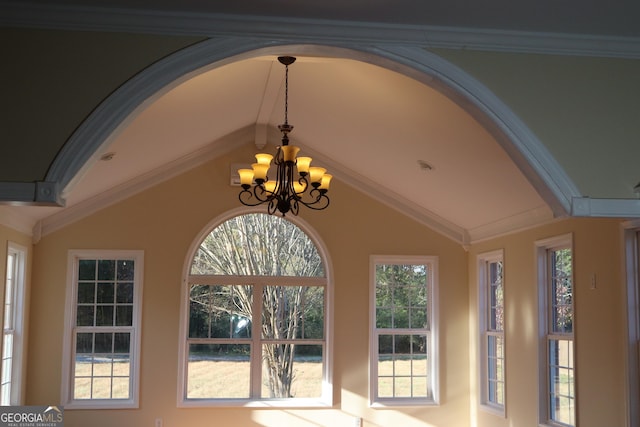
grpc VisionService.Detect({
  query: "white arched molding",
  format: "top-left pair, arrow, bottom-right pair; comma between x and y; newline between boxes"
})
41,38 -> 581,243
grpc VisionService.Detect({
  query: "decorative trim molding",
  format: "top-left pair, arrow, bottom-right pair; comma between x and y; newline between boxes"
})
0,181 -> 62,206
26,38 -> 589,243
571,196 -> 640,217
468,206 -> 554,243
2,2 -> 640,59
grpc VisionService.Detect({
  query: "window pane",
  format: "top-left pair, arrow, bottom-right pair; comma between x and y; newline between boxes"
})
111,377 -> 130,399
393,305 -> 409,329
261,344 -> 323,398
262,286 -> 324,340
98,260 -> 116,280
187,344 -> 250,398
190,213 -> 325,277
77,282 -> 95,304
95,333 -> 113,353
379,334 -> 393,355
550,249 -> 572,334
115,306 -> 133,326
410,307 -> 427,329
376,308 -> 392,328
77,306 -> 94,326
96,282 -> 114,303
189,285 -> 253,339
96,306 -> 114,326
113,333 -> 130,353
92,378 -> 112,399
116,283 -> 134,304
378,377 -> 393,398
489,260 -> 504,332
117,260 -> 135,281
76,333 -> 93,354
73,377 -> 92,399
78,260 -> 96,281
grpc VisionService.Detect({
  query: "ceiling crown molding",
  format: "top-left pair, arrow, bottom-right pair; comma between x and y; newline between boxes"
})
2,1 -> 640,59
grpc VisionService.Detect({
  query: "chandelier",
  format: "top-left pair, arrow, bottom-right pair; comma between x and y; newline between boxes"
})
237,56 -> 332,216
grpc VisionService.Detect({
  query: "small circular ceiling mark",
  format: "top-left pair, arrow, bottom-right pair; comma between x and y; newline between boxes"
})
100,152 -> 116,161
417,159 -> 433,171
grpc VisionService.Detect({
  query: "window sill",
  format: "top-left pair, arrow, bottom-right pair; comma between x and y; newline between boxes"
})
370,399 -> 439,408
178,397 -> 334,409
63,399 -> 138,410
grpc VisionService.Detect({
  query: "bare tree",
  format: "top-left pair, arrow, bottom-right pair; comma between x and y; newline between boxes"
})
189,213 -> 324,398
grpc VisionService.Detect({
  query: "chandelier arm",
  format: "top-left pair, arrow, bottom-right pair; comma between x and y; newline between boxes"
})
297,193 -> 330,211
267,198 -> 279,215
238,185 -> 275,207
238,189 -> 264,207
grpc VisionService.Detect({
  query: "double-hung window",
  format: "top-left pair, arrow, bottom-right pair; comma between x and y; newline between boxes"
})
478,250 -> 505,414
536,235 -> 575,426
61,250 -> 144,409
1,243 -> 27,406
370,255 -> 438,405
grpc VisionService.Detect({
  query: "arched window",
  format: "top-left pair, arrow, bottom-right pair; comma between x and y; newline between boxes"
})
179,212 -> 331,406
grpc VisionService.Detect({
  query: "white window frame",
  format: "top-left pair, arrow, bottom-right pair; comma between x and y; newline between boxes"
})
61,250 -> 144,409
477,249 -> 506,416
536,234 -> 575,427
369,255 -> 439,407
623,221 -> 640,427
1,242 -> 27,406
177,209 -> 334,408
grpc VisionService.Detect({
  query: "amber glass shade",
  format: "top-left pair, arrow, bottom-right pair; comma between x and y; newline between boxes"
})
281,145 -> 300,162
238,169 -> 254,186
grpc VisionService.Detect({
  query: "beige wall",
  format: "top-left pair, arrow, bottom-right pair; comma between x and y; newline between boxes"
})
28,142 -> 470,427
17,148 -> 638,427
468,218 -> 627,427
25,147 -> 633,427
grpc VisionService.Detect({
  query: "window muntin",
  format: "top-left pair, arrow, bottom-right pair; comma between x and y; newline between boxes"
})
181,213 -> 330,406
1,244 -> 26,406
62,251 -> 143,409
370,256 -> 438,405
537,236 -> 575,427
478,250 -> 505,413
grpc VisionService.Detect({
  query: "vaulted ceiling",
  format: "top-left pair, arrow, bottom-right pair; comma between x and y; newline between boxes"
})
1,0 -> 639,244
